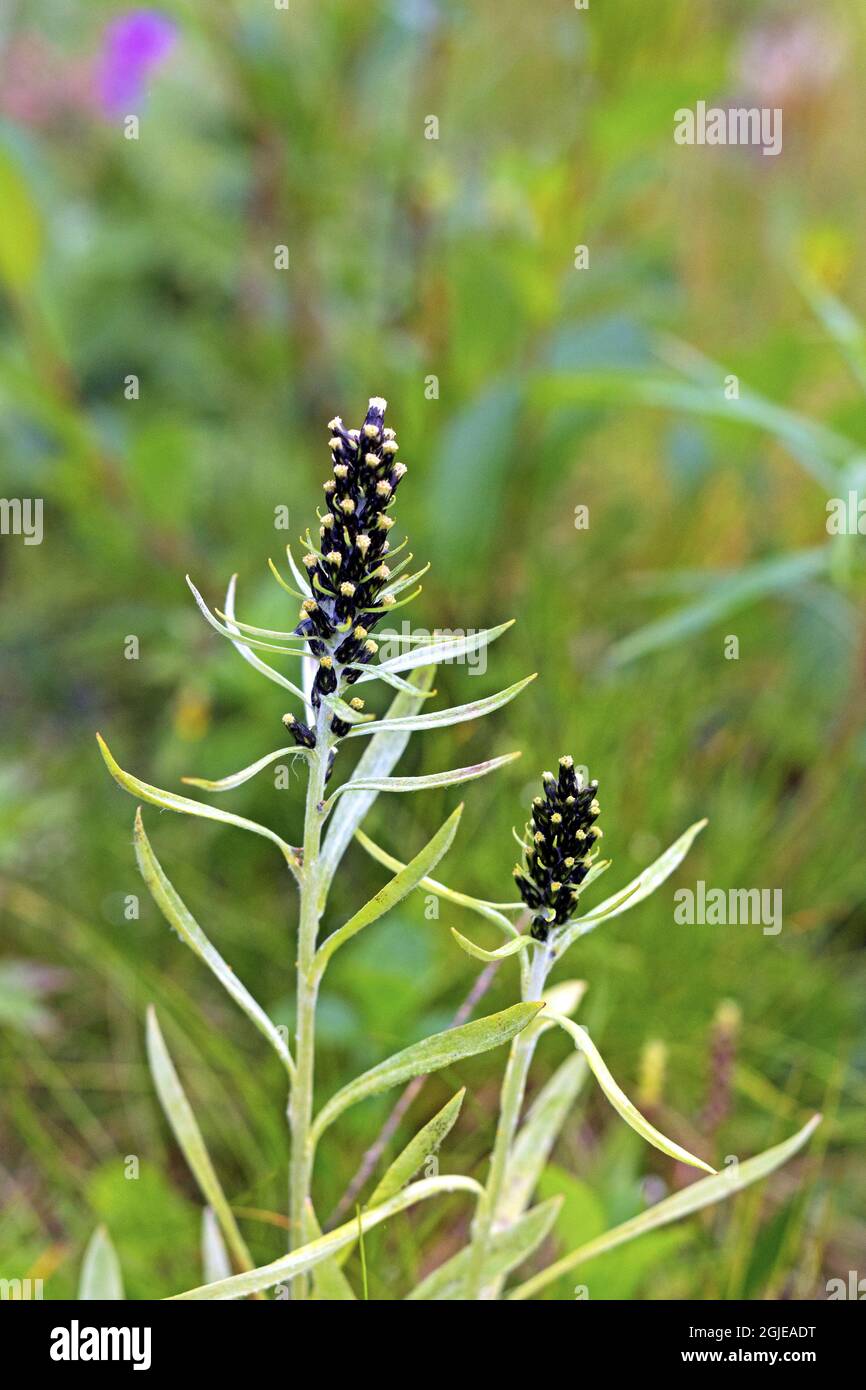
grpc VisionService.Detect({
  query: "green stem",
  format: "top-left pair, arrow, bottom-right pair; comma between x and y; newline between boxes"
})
465,943 -> 551,1300
287,708 -> 331,1297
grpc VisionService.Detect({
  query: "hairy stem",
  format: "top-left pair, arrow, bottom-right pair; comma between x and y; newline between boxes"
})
465,942 -> 551,1300
287,710 -> 331,1297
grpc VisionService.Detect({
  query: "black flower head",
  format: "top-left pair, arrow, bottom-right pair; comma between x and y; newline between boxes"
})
282,397 -> 411,752
512,757 -> 602,942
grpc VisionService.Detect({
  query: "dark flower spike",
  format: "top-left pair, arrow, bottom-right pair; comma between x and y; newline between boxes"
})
512,756 -> 602,942
292,396 -> 418,719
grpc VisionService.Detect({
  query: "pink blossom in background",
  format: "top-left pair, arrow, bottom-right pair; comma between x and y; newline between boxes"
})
97,9 -> 177,117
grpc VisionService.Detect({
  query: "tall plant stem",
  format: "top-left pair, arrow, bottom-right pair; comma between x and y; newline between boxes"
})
465,943 -> 551,1300
287,710 -> 331,1298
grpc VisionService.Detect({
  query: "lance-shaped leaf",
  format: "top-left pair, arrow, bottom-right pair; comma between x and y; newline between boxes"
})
135,812 -> 294,1079
549,1015 -> 715,1174
450,927 -> 530,963
375,620 -> 515,675
220,574 -> 308,701
78,1226 -> 124,1300
97,734 -> 300,876
556,818 -> 708,954
182,746 -> 303,793
314,805 -> 464,974
318,667 -> 436,891
348,664 -> 440,696
146,1007 -> 256,1277
406,1197 -> 562,1301
201,1208 -> 232,1284
213,614 -> 307,641
508,1114 -> 822,1300
370,1089 -> 466,1208
169,1175 -> 483,1300
499,1053 -> 588,1227
188,575 -> 306,662
346,674 -> 536,737
355,828 -> 520,936
333,1089 -> 467,1273
311,1002 -> 544,1145
325,751 -> 521,806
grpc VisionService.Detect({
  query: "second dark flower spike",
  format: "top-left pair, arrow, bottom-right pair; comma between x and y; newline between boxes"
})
512,756 -> 602,941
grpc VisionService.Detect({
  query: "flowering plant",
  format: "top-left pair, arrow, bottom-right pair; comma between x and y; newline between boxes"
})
96,398 -> 819,1300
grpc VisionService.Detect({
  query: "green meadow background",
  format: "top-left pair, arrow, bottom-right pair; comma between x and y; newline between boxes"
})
1,0 -> 864,1299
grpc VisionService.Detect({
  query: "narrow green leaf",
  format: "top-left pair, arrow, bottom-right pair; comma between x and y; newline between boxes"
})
407,1197 -> 562,1301
169,1176 -> 483,1299
78,1226 -> 124,1301
312,1002 -> 544,1144
221,574 -> 308,700
97,733 -> 300,874
326,751 -> 521,805
346,674 -> 536,737
376,620 -> 515,674
550,1014 -> 715,1174
318,667 -> 436,890
188,575 -> 307,666
370,1089 -> 466,1207
500,1053 -> 588,1226
509,1115 -> 822,1300
450,927 -> 530,963
146,1006 -> 255,1274
201,1208 -> 232,1284
315,805 -> 464,974
134,813 -> 294,1078
355,828 -> 520,936
182,745 -> 303,792
556,818 -> 707,953
349,664 -> 439,696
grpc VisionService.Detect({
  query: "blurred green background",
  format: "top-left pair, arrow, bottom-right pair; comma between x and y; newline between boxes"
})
1,0 -> 864,1299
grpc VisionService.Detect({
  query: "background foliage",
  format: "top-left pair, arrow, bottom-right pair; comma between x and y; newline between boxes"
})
1,0 -> 864,1299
